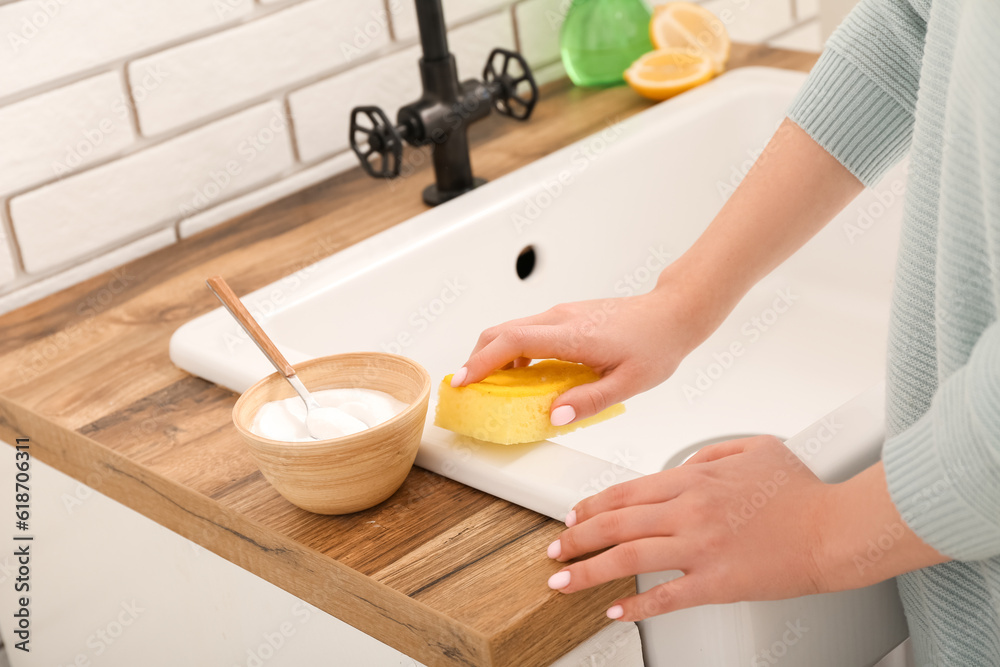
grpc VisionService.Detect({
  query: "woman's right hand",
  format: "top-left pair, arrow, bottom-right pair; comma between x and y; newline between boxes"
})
452,120 -> 868,427
451,272 -> 719,426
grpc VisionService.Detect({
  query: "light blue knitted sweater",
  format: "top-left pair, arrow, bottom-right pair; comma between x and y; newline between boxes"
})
787,0 -> 1000,664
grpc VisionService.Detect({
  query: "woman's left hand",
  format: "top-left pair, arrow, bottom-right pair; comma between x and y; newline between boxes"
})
547,433 -> 950,621
546,435 -> 833,621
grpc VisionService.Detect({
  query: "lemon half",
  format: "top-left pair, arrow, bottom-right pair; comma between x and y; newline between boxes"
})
624,48 -> 715,101
651,2 -> 731,74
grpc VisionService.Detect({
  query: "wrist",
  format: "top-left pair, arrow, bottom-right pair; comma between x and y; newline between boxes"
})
650,260 -> 743,353
808,478 -> 853,593
811,463 -> 950,592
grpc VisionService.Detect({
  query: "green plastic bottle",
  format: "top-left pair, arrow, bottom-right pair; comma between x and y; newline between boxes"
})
560,0 -> 653,87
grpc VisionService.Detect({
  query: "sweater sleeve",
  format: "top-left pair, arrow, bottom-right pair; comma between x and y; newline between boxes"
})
882,322 -> 1000,561
786,0 -> 928,186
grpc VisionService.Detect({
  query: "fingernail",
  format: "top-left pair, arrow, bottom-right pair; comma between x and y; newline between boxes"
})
565,510 -> 577,528
548,570 -> 571,590
450,367 -> 468,387
607,605 -> 624,620
551,405 -> 576,426
546,539 -> 561,559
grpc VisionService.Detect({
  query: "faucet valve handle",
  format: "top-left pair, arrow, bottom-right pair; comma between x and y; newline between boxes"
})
349,106 -> 404,179
483,48 -> 539,121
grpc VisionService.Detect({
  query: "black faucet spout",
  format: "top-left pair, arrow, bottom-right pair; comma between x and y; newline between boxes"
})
415,0 -> 449,62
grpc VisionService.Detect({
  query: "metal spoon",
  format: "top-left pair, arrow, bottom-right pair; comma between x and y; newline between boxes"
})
206,276 -> 364,440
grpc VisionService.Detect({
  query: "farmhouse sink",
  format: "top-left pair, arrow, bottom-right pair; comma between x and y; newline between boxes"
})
171,67 -> 910,666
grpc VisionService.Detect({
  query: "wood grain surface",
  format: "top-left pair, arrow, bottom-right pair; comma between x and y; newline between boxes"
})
0,44 -> 818,667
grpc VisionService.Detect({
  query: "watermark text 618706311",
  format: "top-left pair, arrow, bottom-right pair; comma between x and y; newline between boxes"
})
12,437 -> 33,653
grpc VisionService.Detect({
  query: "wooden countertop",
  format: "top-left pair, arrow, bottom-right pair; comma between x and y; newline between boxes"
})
0,44 -> 818,667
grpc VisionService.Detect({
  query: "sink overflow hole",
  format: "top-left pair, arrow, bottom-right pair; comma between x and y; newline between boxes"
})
516,246 -> 536,280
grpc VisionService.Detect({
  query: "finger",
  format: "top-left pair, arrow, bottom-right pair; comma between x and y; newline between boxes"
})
606,576 -> 712,622
571,470 -> 687,526
552,504 -> 673,562
467,310 -> 561,358
683,437 -> 754,466
512,356 -> 533,368
547,537 -> 684,594
550,369 -> 634,424
460,325 -> 570,385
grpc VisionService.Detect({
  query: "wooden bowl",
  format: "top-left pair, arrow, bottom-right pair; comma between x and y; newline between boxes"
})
232,353 -> 431,514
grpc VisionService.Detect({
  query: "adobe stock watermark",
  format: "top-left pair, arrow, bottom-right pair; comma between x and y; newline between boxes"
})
440,400 -> 516,471
726,409 -> 846,534
180,107 -> 287,217
234,600 -> 316,667
380,277 -> 468,355
577,449 -> 640,499
751,619 -> 809,666
389,93 -> 535,192
853,462 -> 969,576
715,118 -> 793,201
726,466 -> 789,534
510,118 -> 627,234
613,245 -> 672,297
340,0 -> 402,62
17,267 -> 137,383
54,600 -> 145,667
842,176 -> 906,244
681,0 -> 754,63
52,64 -> 169,176
560,299 -> 618,356
219,233 -> 351,354
6,0 -> 71,53
682,287 -> 798,403
853,521 -> 907,576
390,466 -> 450,513
221,285 -> 292,353
575,623 -> 635,667
214,0 -> 249,21
716,142 -> 774,201
784,414 -> 845,466
559,247 -> 672,356
541,0 -> 573,31
61,398 -> 173,514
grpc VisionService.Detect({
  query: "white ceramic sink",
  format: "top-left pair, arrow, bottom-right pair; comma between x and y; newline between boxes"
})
171,67 -> 910,666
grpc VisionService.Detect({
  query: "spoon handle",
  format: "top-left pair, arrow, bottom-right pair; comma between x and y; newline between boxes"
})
206,275 -> 296,378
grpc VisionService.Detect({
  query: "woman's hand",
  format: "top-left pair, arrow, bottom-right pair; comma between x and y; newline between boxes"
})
545,436 -> 949,622
451,274 -> 721,425
451,120 -> 870,426
545,436 -> 830,621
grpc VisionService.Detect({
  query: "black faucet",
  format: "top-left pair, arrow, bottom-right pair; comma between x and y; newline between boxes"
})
349,0 -> 539,206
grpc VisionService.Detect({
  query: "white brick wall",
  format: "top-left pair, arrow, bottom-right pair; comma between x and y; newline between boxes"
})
130,0 -> 390,136
0,0 -> 822,315
390,0 -> 514,41
0,224 -> 17,287
11,101 -> 294,273
0,72 -> 135,197
515,0 -> 565,68
703,0 -> 795,43
0,0 -> 253,98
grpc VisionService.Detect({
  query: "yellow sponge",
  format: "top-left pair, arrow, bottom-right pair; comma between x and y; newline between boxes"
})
434,360 -> 626,445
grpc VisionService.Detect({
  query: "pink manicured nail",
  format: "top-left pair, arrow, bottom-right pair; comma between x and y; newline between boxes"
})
546,539 -> 561,559
551,405 -> 576,426
548,570 -> 571,590
450,367 -> 468,387
607,605 -> 624,620
565,510 -> 577,528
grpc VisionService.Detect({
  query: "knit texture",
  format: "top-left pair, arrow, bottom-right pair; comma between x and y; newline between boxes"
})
788,0 -> 1000,664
